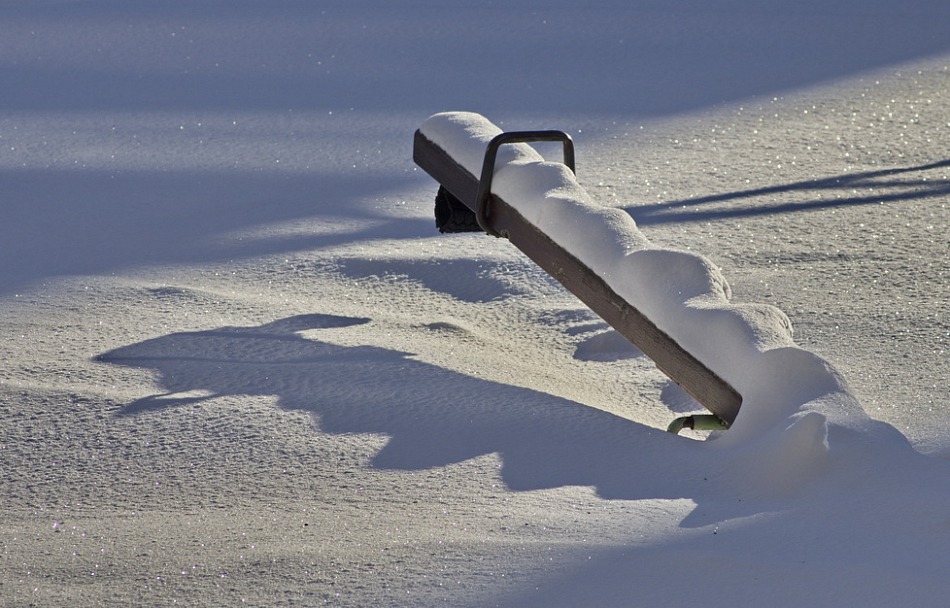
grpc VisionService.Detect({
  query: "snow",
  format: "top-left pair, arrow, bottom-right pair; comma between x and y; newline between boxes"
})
1,1 -> 948,606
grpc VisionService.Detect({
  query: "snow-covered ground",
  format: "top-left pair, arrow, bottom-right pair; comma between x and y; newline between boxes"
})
1,2 -> 947,606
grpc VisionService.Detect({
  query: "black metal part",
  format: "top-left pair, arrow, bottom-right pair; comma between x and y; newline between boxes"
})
434,186 -> 481,233
474,130 -> 575,237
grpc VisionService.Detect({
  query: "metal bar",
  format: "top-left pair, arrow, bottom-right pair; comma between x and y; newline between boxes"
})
412,128 -> 742,426
475,130 -> 575,237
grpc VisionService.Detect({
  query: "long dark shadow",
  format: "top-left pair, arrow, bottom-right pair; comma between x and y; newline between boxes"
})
0,168 -> 425,297
93,313 -> 751,513
627,159 -> 950,225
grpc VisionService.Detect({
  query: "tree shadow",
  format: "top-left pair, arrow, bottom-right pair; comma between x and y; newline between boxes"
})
95,312 -> 751,515
0,167 -> 428,296
627,159 -> 950,225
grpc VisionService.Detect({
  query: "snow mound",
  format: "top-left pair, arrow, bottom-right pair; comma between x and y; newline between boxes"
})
420,111 -> 856,451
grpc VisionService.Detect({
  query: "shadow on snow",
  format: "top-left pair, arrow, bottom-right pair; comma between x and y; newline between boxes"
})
95,312 -> 736,514
627,159 -> 950,225
95,313 -> 950,607
0,167 -> 427,296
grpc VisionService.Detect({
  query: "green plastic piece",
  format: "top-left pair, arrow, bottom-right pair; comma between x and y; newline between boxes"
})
667,414 -> 729,434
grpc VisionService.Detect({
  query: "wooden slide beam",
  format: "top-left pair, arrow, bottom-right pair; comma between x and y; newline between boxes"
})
413,128 -> 742,427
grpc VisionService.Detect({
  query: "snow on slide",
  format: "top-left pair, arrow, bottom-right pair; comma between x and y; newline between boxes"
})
420,111 -> 859,478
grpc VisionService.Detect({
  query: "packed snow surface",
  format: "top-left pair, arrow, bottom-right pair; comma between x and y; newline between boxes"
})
1,1 -> 948,606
